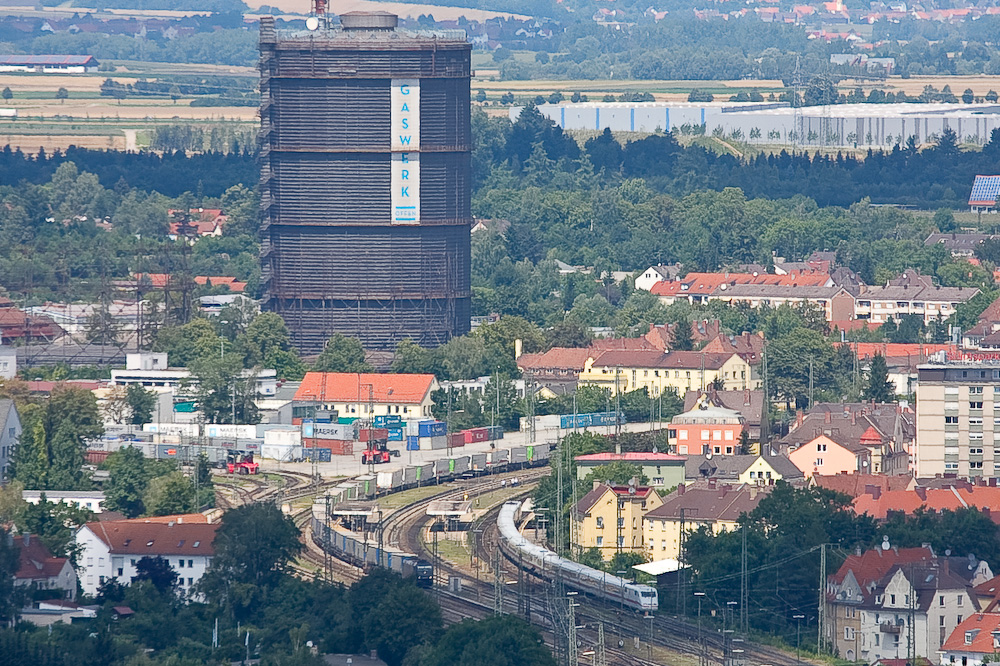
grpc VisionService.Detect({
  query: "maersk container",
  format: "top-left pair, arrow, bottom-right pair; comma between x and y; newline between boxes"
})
418,420 -> 447,438
449,456 -> 470,475
377,469 -> 403,490
470,453 -> 487,470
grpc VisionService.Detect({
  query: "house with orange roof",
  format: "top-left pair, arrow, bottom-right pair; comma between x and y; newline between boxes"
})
75,518 -> 220,597
13,534 -> 77,601
516,346 -> 595,394
293,372 -> 438,421
825,543 -> 993,663
167,208 -> 226,240
940,613 -> 1000,666
851,483 -> 1000,521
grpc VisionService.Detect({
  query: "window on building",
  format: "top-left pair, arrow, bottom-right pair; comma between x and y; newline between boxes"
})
597,517 -> 604,529
617,537 -> 624,547
946,416 -> 959,424
179,560 -> 185,568
117,568 -> 123,576
971,387 -> 984,395
890,594 -> 896,605
815,458 -> 824,466
958,596 -> 963,606
941,616 -> 946,626
940,595 -> 946,606
596,537 -> 603,546
971,402 -> 984,409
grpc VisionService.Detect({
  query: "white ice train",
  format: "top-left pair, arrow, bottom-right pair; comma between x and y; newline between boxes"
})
497,501 -> 658,612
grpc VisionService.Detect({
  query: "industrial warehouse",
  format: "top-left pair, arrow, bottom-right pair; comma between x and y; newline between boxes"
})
522,101 -> 1000,149
259,12 -> 472,354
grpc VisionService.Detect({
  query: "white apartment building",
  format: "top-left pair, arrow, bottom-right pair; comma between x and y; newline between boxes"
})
22,490 -> 106,513
111,352 -> 277,396
75,519 -> 217,598
854,283 -> 977,326
915,362 -> 1000,479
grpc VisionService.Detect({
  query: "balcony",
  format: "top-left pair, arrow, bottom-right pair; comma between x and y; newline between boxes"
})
880,623 -> 901,635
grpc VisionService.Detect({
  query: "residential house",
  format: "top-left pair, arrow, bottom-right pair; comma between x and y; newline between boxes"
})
13,534 -> 77,601
924,232 -> 999,258
684,454 -> 804,485
811,472 -> 916,497
668,405 -> 746,456
0,345 -> 15,379
578,350 -> 758,397
75,518 -> 219,597
0,398 -> 20,480
643,320 -> 722,351
788,434 -> 872,478
111,351 -> 277,398
779,403 -> 914,475
634,264 -> 682,291
571,482 -> 663,561
574,452 -> 687,490
854,271 -> 978,326
700,332 -> 766,368
516,347 -> 594,395
825,544 -> 993,663
684,388 -> 766,441
940,613 -> 1000,666
293,372 -> 438,422
711,283 -> 856,323
851,482 -> 1000,521
642,481 -> 765,560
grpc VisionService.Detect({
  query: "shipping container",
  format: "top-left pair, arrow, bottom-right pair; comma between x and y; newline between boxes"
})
464,427 -> 489,443
374,415 -> 403,427
264,428 -> 301,447
486,425 -> 504,441
406,442 -> 420,451
205,424 -> 257,439
419,435 -> 448,451
143,423 -> 200,437
303,447 -> 332,463
302,438 -> 353,456
85,450 -> 110,465
470,453 -> 487,470
434,458 -> 450,476
448,432 -> 465,448
414,463 -> 434,484
487,449 -> 509,467
335,482 -> 358,500
358,428 -> 389,443
303,422 -> 353,440
337,417 -> 358,425
510,446 -> 528,464
376,469 -> 403,490
533,443 -> 551,462
402,465 -> 418,486
262,444 -> 302,461
417,420 -> 447,438
357,474 -> 376,498
449,456 -> 470,475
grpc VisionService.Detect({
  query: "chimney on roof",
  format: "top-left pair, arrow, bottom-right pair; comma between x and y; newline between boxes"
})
867,485 -> 881,500
744,389 -> 751,406
851,411 -> 856,426
677,483 -> 686,495
796,409 -> 804,428
915,487 -> 927,501
825,411 -> 832,424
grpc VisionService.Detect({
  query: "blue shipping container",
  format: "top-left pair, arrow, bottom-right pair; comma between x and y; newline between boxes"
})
417,421 -> 447,437
406,442 -> 420,451
388,429 -> 403,441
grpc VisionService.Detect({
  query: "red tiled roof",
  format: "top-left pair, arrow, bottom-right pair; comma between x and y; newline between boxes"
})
295,372 -> 435,404
589,337 -> 659,351
84,520 -> 218,556
852,486 -> 1000,521
117,513 -> 210,524
941,613 -> 1000,653
193,276 -> 246,293
859,425 -> 882,444
812,473 -> 913,497
575,452 -> 687,463
973,573 -> 1000,598
830,545 -> 934,585
517,347 -> 594,372
573,483 -> 654,516
841,342 -> 957,360
14,536 -> 69,580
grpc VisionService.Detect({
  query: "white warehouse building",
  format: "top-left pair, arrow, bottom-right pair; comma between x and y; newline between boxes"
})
517,102 -> 1000,149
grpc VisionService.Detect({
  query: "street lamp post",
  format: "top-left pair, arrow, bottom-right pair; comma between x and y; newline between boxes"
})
793,614 -> 806,665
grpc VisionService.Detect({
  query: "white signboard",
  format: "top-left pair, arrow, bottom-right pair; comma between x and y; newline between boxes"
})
391,79 -> 420,224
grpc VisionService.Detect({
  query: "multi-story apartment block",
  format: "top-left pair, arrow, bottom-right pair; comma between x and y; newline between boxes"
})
578,350 -> 759,397
853,272 -> 978,326
571,482 -> 663,560
915,362 -> 1000,479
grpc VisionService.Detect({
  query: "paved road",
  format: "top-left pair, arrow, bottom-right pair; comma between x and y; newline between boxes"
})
258,421 -> 666,479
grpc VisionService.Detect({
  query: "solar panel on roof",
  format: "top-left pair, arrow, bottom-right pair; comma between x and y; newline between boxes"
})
969,175 -> 1000,206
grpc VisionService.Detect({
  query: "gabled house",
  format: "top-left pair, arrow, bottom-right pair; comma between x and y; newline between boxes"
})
684,453 -> 804,485
940,613 -> 1000,666
571,482 -> 663,560
13,534 -> 77,601
787,434 -> 871,478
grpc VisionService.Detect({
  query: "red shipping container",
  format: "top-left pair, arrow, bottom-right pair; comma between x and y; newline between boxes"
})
85,450 -> 110,465
358,428 -> 389,443
464,427 -> 489,443
302,438 -> 353,456
449,432 -> 465,448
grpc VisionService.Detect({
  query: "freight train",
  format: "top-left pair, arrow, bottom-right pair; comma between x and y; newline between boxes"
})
310,442 -> 553,586
497,501 -> 658,612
